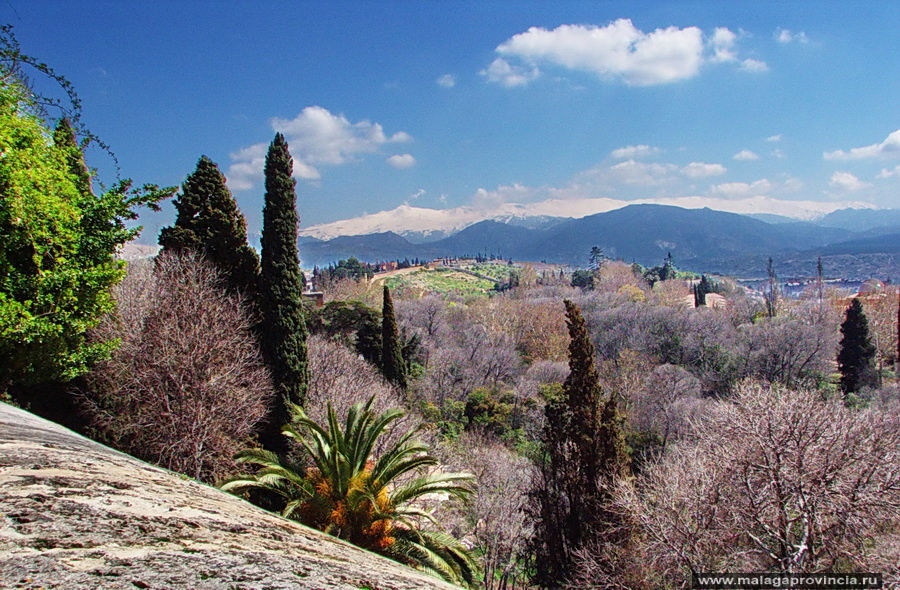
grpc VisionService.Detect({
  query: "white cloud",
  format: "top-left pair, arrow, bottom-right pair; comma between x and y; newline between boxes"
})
271,106 -> 410,165
479,57 -> 540,87
829,171 -> 871,192
877,165 -> 900,179
610,144 -> 661,159
771,148 -> 786,159
824,129 -> 900,160
740,58 -> 769,72
733,149 -> 760,161
766,134 -> 783,142
403,188 -> 426,205
682,161 -> 727,178
227,143 -> 322,190
436,74 -> 456,88
776,28 -> 809,44
471,183 -> 540,210
709,179 -> 774,198
226,106 -> 412,189
387,153 -> 416,169
493,20 -> 705,86
487,20 -> 766,87
710,27 -> 737,63
608,159 -> 679,186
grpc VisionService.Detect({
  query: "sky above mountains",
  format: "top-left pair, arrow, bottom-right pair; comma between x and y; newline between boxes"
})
10,1 -> 900,243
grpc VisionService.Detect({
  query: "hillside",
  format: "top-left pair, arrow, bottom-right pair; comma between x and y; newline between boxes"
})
0,403 -> 458,590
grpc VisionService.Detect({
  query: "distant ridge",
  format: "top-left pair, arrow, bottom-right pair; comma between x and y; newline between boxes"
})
301,197 -> 877,241
297,204 -> 900,280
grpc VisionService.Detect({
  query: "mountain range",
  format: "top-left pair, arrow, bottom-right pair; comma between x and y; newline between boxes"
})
299,204 -> 900,280
300,196 -> 876,241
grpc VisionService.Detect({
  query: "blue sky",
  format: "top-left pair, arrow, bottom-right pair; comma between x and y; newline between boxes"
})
9,1 -> 900,242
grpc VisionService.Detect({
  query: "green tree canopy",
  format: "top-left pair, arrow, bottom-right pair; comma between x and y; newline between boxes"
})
0,74 -> 171,394
159,155 -> 259,295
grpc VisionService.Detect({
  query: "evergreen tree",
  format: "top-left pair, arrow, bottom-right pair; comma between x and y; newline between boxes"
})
589,246 -> 605,270
529,300 -> 629,587
158,155 -> 259,295
52,117 -> 92,197
816,256 -> 825,304
765,257 -> 779,317
693,274 -> 714,307
257,134 -> 309,453
837,298 -> 877,396
381,285 -> 408,389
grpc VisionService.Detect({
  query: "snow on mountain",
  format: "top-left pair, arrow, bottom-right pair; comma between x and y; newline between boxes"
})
300,196 -> 877,241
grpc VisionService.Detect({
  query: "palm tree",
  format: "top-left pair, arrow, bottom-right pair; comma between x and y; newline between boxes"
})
222,397 -> 479,587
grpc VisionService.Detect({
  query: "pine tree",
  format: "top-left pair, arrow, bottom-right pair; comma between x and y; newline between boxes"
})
381,285 -> 407,389
529,300 -> 629,587
257,134 -> 309,453
838,298 -> 877,396
158,156 -> 259,295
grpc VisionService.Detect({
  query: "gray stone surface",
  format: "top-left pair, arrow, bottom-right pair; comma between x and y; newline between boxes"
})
0,403 -> 458,589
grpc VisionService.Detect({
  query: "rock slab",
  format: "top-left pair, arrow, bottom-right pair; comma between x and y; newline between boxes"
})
0,402 -> 458,589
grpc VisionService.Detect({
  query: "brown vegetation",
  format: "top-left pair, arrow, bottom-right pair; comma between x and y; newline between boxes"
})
82,254 -> 272,482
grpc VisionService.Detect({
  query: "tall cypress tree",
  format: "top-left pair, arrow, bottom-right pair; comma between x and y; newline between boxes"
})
529,299 -> 629,587
381,285 -> 407,389
257,134 -> 309,453
158,156 -> 259,295
837,298 -> 877,396
53,118 -> 92,197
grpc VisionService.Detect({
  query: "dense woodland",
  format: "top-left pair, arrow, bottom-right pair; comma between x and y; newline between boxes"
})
3,29 -> 900,589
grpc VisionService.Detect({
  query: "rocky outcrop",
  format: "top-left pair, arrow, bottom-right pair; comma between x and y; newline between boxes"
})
0,403 -> 458,589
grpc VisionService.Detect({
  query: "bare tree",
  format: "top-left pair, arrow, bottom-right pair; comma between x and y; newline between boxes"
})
438,432 -> 535,590
614,379 -> 900,586
629,363 -> 706,447
305,334 -> 424,454
83,253 -> 273,482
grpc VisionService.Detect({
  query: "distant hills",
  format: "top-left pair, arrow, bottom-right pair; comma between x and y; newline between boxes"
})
298,204 -> 900,280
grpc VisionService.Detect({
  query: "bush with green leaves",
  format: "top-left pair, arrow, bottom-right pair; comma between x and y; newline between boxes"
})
0,73 -> 170,395
223,397 -> 479,586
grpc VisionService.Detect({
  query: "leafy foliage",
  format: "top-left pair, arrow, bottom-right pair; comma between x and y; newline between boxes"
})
0,74 -> 172,393
223,397 -> 478,586
306,300 -> 382,367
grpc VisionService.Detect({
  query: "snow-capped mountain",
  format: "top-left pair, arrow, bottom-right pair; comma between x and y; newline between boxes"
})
300,196 -> 877,241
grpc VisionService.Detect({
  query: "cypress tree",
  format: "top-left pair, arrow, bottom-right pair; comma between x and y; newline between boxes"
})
837,298 -> 877,396
381,285 -> 407,389
529,299 -> 629,587
257,134 -> 309,453
53,118 -> 92,197
766,257 -> 779,317
158,156 -> 260,295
